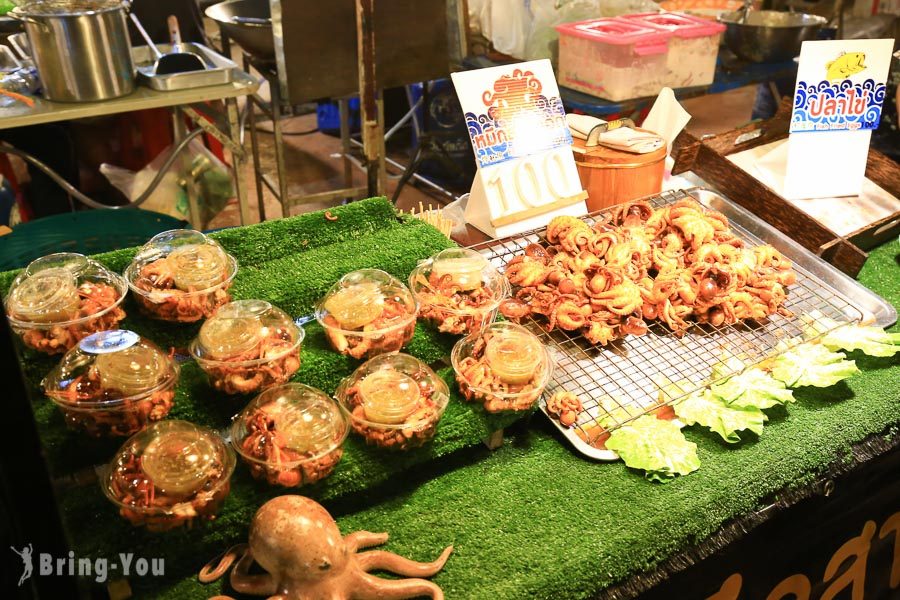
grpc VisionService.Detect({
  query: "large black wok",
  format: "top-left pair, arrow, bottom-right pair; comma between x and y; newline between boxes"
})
206,0 -> 274,61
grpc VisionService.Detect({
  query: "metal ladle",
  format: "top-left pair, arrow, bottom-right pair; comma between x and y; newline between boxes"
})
129,13 -> 206,75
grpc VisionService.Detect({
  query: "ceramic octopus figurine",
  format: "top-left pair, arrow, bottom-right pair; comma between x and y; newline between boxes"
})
200,495 -> 453,600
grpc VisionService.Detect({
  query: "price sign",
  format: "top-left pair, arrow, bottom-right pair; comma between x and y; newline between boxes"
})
451,60 -> 587,238
783,39 -> 893,200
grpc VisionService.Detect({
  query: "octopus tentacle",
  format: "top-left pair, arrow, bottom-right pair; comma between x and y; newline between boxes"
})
230,550 -> 277,596
353,570 -> 446,600
356,546 -> 453,577
200,544 -> 248,583
344,531 -> 390,552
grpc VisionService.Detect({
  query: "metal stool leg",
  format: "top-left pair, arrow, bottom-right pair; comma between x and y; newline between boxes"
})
246,90 -> 267,221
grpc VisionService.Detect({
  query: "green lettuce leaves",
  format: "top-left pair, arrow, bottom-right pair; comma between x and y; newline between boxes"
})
804,312 -> 900,357
711,367 -> 795,410
820,325 -> 900,357
674,389 -> 767,443
771,343 -> 859,388
605,416 -> 700,483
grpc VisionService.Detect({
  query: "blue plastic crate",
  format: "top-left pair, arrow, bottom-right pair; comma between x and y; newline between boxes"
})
316,97 -> 361,136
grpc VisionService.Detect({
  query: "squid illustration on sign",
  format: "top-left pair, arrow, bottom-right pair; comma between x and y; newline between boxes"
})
825,52 -> 867,81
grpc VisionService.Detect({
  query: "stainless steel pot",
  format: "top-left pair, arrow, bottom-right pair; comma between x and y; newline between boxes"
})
719,10 -> 827,63
11,1 -> 135,102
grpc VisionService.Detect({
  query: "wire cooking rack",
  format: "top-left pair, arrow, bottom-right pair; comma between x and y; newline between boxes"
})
468,189 -> 864,458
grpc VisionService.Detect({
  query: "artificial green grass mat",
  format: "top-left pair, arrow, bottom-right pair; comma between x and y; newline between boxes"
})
149,240 -> 899,600
1,198 -> 528,589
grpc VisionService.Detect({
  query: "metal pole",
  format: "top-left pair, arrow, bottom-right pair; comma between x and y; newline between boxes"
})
339,97 -> 353,199
226,97 -> 252,226
269,79 -> 290,216
172,107 -> 202,227
355,0 -> 382,197
246,88 -> 267,221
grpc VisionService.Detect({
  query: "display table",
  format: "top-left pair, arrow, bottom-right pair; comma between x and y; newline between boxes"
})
2,196 -> 897,599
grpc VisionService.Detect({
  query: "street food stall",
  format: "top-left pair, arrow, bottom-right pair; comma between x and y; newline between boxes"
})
0,1 -> 898,599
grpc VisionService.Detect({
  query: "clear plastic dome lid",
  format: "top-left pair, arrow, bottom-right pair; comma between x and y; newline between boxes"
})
484,326 -> 544,385
191,300 -> 303,363
409,248 -> 509,310
105,420 -> 234,500
43,330 -> 178,407
5,253 -> 125,326
336,353 -> 449,428
316,269 -> 417,332
125,229 -> 237,294
232,383 -> 349,461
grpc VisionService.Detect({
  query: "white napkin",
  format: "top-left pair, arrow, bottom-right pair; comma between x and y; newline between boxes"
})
566,114 -> 664,155
642,87 -> 691,158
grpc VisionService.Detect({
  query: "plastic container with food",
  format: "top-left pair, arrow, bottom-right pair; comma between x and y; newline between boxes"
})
190,300 -> 304,395
124,229 -> 237,322
231,383 -> 349,487
451,322 -> 554,413
556,13 -> 723,101
409,248 -> 510,335
335,353 -> 449,450
4,253 -> 127,355
316,269 -> 418,360
101,420 -> 235,531
42,330 -> 178,437
624,12 -> 725,88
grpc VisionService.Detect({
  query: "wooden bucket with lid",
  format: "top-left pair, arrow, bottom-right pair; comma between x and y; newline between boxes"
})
572,133 -> 667,211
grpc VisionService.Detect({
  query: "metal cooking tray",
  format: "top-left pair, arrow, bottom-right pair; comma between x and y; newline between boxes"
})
134,43 -> 237,91
470,188 -> 896,461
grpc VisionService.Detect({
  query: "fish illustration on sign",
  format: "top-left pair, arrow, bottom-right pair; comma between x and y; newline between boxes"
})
825,52 -> 866,81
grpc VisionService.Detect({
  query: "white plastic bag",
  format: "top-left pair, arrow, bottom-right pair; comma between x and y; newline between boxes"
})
488,0 -> 531,59
100,140 -> 233,229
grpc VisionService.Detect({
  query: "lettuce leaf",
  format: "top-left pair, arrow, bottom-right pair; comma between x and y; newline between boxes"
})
804,312 -> 900,357
771,343 -> 859,388
674,389 -> 767,443
820,325 -> 900,357
595,396 -> 643,429
605,416 -> 700,483
711,368 -> 795,410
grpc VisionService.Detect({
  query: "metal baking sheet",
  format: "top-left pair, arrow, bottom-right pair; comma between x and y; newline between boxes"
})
134,43 -> 238,91
470,187 -> 896,461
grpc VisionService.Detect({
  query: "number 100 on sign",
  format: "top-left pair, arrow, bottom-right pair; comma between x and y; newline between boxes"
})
483,146 -> 582,219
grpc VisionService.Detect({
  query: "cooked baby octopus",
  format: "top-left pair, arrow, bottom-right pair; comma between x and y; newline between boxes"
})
102,421 -> 234,531
132,257 -> 232,322
201,328 -> 301,395
413,272 -> 498,335
17,282 -> 125,355
453,324 -> 551,413
322,297 -> 416,359
53,368 -> 174,437
501,199 -> 797,344
342,372 -> 442,450
546,391 -> 584,428
238,403 -> 342,487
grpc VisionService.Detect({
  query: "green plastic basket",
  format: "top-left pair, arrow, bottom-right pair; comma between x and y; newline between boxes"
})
0,209 -> 187,271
